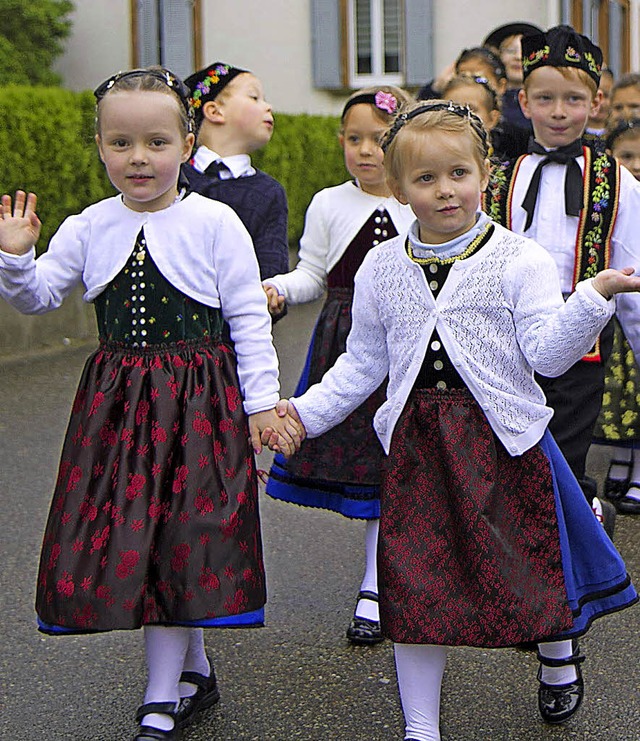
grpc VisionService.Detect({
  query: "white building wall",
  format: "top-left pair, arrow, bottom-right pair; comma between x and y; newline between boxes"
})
53,1 -> 639,114
53,0 -> 131,91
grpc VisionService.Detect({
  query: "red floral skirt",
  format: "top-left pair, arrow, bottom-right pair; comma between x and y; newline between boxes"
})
35,338 -> 265,633
379,388 -> 574,647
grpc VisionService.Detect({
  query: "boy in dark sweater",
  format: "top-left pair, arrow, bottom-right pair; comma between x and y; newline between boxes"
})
183,63 -> 289,291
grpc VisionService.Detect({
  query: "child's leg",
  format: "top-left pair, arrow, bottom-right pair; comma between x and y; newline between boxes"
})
178,628 -> 211,699
537,639 -> 584,724
141,625 -> 190,731
355,518 -> 380,621
394,642 -> 448,741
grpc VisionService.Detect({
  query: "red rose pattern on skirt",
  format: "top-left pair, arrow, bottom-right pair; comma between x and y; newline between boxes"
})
379,388 -> 574,647
35,338 -> 265,632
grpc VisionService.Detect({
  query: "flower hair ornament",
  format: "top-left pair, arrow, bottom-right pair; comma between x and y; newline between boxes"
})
341,90 -> 399,121
381,101 -> 489,157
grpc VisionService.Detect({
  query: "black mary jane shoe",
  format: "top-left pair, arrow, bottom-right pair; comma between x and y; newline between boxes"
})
537,647 -> 585,724
612,484 -> 640,515
134,702 -> 181,741
175,658 -> 220,729
603,459 -> 632,504
346,590 -> 384,645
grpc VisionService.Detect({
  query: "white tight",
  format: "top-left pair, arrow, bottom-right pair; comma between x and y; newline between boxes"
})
355,518 -> 380,621
394,643 -> 448,741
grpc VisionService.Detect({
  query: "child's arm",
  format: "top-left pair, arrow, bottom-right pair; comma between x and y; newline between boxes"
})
0,192 -> 41,255
591,267 -> 640,300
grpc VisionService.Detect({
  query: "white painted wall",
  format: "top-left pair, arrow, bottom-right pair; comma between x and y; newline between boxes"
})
53,1 -> 639,113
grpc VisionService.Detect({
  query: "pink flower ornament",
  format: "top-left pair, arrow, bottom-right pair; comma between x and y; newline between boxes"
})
375,91 -> 398,115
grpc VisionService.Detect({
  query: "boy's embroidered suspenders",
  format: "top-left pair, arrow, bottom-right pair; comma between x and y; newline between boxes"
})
483,148 -> 621,362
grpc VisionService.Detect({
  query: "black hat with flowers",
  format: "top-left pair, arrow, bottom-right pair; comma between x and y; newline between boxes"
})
184,62 -> 249,123
521,25 -> 603,86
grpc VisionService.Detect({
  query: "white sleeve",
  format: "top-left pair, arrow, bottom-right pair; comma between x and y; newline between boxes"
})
0,215 -> 88,314
263,192 -> 328,304
507,246 -> 614,376
291,258 -> 389,437
213,209 -> 280,415
608,170 -> 640,361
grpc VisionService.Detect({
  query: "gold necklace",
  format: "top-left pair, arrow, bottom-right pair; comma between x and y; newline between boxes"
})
407,223 -> 493,265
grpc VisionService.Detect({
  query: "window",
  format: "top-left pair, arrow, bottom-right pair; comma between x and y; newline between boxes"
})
311,0 -> 432,91
349,0 -> 403,84
568,0 -> 630,76
131,0 -> 202,80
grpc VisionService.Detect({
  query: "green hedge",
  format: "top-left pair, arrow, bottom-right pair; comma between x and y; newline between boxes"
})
0,86 -> 347,254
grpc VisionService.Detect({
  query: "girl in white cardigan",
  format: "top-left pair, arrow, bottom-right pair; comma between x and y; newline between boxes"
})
263,86 -> 414,645
279,102 -> 639,740
0,68 -> 300,741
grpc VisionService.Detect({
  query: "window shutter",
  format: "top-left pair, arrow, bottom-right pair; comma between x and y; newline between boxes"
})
136,0 -> 160,68
160,0 -> 194,79
404,0 -> 433,87
311,0 -> 343,89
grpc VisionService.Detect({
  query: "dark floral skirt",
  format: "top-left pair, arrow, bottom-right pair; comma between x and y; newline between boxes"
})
593,318 -> 640,444
267,288 -> 385,519
379,388 -> 574,647
35,338 -> 265,634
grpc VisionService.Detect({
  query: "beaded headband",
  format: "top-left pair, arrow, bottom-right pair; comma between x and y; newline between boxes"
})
93,68 -> 191,115
342,90 -> 400,121
606,118 -> 640,150
381,101 -> 489,157
444,74 -> 500,111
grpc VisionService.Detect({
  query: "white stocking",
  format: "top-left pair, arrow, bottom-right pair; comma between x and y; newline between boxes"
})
538,640 -> 577,685
142,625 -> 190,730
355,518 -> 380,621
394,642 -> 448,741
178,627 -> 211,699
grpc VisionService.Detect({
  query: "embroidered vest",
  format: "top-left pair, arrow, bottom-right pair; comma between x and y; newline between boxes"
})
482,148 -> 621,362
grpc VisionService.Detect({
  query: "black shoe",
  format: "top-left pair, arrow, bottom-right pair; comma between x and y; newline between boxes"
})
346,590 -> 384,645
612,483 -> 640,515
175,658 -> 220,728
603,458 -> 632,501
537,646 -> 585,724
134,702 -> 181,740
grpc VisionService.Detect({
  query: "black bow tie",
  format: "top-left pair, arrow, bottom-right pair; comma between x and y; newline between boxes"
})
521,139 -> 584,232
205,159 -> 231,179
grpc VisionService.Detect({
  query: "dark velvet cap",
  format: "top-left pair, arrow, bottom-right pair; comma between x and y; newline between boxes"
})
521,25 -> 603,86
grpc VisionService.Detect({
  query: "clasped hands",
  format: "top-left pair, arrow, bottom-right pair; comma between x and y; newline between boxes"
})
249,399 -> 306,458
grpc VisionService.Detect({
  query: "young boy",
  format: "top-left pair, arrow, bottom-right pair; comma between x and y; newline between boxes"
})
583,66 -> 614,154
484,26 -> 640,539
182,63 -> 289,289
610,72 -> 640,122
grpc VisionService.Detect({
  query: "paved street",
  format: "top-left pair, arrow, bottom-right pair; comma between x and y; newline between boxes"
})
0,299 -> 638,740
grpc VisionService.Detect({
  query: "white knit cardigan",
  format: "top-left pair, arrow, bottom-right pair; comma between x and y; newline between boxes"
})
292,221 -> 615,456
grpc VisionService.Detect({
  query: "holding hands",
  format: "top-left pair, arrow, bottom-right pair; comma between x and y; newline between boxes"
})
0,191 -> 41,255
263,284 -> 286,317
592,267 -> 640,299
249,404 -> 306,458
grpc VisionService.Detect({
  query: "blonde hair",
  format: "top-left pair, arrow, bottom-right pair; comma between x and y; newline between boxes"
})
383,101 -> 489,184
523,66 -> 598,98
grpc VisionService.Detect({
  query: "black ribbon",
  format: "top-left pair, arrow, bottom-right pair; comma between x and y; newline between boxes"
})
521,138 -> 584,231
205,159 -> 231,179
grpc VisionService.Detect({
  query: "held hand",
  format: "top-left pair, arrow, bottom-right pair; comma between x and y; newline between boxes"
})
592,267 -> 640,299
249,407 -> 305,458
263,284 -> 286,316
0,191 -> 41,255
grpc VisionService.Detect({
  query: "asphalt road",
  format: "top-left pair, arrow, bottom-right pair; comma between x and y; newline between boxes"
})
0,299 -> 638,741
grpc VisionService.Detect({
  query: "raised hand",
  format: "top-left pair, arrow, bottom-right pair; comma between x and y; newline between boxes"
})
592,267 -> 640,299
0,191 -> 41,255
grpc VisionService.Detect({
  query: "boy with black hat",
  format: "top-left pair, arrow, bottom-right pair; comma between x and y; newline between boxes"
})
484,24 -> 640,724
182,62 -> 289,292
